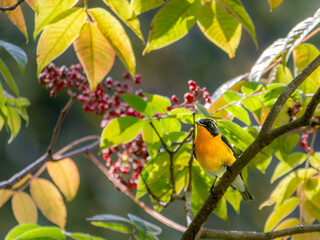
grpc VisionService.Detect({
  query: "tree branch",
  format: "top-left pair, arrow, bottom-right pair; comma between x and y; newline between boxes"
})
201,224 -> 320,240
0,137 -> 99,189
0,0 -> 24,11
182,54 -> 320,239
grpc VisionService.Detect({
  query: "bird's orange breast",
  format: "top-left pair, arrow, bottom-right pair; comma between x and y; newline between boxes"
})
195,125 -> 236,171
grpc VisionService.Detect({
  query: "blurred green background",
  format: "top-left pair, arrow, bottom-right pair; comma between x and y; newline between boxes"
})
0,0 -> 319,239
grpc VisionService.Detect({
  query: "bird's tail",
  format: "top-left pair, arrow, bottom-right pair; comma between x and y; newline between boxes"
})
239,186 -> 254,201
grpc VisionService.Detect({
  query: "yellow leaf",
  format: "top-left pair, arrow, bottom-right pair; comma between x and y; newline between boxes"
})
12,173 -> 32,190
268,0 -> 284,11
12,191 -> 37,224
2,0 -> 28,41
30,178 -> 66,228
26,0 -> 39,12
36,7 -> 87,76
0,189 -> 13,207
89,8 -> 136,78
103,0 -> 144,41
33,0 -> 79,39
197,1 -> 242,58
74,22 -> 115,91
292,232 -> 320,240
47,158 -> 80,202
274,218 -> 299,240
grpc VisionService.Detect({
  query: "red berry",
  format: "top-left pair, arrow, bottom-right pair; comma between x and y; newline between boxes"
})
188,80 -> 196,87
205,98 -> 212,104
167,106 -> 173,111
189,85 -> 196,92
184,92 -> 195,104
171,95 -> 179,104
300,141 -> 308,149
135,74 -> 142,84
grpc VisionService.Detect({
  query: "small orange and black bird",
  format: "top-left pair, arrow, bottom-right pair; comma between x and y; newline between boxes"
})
194,118 -> 253,201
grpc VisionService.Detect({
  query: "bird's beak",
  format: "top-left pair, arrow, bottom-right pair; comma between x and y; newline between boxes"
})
195,121 -> 199,125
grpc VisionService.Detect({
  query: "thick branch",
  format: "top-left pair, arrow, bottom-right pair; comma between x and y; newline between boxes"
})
182,54 -> 320,239
0,0 -> 24,11
202,224 -> 320,240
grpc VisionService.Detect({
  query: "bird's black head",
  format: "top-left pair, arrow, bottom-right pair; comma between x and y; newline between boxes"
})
196,118 -> 220,136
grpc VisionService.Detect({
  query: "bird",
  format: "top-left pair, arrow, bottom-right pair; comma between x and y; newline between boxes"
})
193,118 -> 254,201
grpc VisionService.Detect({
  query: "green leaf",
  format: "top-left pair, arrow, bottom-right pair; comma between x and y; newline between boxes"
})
91,221 -> 131,234
269,64 -> 293,85
122,94 -> 154,117
241,82 -> 263,96
268,0 -> 284,11
293,43 -> 320,94
310,152 -> 320,170
224,188 -> 241,214
271,152 -> 307,183
87,214 -> 131,223
223,91 -> 242,103
0,40 -> 27,75
0,58 -> 18,96
249,38 -> 286,82
169,108 -> 193,124
142,119 -> 163,156
162,131 -> 188,147
195,103 -> 211,117
5,224 -> 39,240
6,106 -> 22,143
67,232 -> 105,240
197,1 -> 241,58
242,96 -> 262,117
13,226 -> 66,239
272,134 -> 300,162
128,214 -> 162,236
145,93 -> 171,114
218,0 -> 257,47
214,197 -> 228,223
131,0 -> 166,15
305,200 -> 320,222
89,8 -> 136,78
282,8 -> 320,66
303,178 -> 320,208
100,117 -> 143,149
103,0 -> 144,41
217,120 -> 254,152
225,105 -> 251,125
249,144 -> 273,173
264,197 -> 300,232
161,118 -> 181,133
143,0 -> 200,54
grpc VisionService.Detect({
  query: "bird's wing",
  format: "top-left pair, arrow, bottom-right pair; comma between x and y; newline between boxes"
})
221,134 -> 237,158
193,144 -> 197,159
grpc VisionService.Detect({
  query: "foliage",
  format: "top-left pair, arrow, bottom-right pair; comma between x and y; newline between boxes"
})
1,0 -> 320,240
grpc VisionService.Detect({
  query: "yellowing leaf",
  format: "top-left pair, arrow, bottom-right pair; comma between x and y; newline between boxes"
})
143,0 -> 200,55
12,191 -> 37,224
293,43 -> 320,94
30,178 -> 66,228
89,8 -> 136,79
131,0 -> 166,15
292,232 -> 320,240
273,218 -> 299,240
197,2 -> 242,58
12,173 -> 32,190
74,22 -> 115,91
36,8 -> 87,76
268,0 -> 284,11
0,189 -> 13,207
26,0 -> 39,12
2,0 -> 28,41
103,0 -> 144,41
33,0 -> 78,39
264,197 -> 300,232
47,158 -> 80,202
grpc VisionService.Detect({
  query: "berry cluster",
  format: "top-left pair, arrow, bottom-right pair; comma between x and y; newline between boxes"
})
39,63 -> 148,190
102,134 -> 147,190
300,132 -> 314,153
169,80 -> 211,110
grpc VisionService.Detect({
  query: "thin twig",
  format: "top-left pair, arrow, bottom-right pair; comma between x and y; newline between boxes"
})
0,0 -> 24,11
85,152 -> 187,233
149,121 -> 171,153
47,96 -> 76,156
